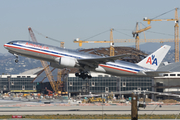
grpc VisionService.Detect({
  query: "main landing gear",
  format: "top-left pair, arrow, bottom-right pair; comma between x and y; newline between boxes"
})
14,54 -> 19,63
75,72 -> 92,79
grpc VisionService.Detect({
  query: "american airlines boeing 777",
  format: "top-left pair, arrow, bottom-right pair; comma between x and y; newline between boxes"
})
4,40 -> 170,79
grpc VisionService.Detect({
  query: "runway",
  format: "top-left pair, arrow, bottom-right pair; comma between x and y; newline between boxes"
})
1,104 -> 180,115
1,99 -> 180,115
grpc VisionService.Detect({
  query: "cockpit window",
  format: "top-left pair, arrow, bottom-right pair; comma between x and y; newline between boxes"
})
8,42 -> 13,44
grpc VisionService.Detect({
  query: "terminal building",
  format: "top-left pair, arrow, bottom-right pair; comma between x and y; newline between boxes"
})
0,67 -> 152,99
0,74 -> 37,93
0,68 -> 42,93
1,61 -> 180,100
68,73 -> 152,98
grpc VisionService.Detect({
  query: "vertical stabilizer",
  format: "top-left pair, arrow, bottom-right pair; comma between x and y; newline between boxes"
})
137,45 -> 171,70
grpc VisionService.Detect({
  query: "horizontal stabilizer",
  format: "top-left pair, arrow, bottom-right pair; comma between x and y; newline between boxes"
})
145,71 -> 170,76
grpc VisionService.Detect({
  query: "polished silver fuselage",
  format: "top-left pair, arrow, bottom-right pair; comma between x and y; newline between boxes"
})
4,40 -> 152,77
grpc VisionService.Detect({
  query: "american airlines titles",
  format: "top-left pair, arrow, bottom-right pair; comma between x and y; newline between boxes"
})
25,42 -> 49,50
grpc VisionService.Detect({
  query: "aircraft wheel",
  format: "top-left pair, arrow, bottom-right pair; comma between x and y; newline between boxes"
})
15,59 -> 19,63
88,75 -> 92,79
82,75 -> 86,79
75,73 -> 79,77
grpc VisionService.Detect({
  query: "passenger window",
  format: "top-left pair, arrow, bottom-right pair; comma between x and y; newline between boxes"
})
163,74 -> 168,76
170,74 -> 176,76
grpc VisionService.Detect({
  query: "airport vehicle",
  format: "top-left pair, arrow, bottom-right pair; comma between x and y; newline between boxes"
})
44,87 -> 53,96
4,40 -> 170,79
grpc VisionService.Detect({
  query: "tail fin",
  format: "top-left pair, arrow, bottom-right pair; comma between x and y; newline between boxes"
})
137,45 -> 171,70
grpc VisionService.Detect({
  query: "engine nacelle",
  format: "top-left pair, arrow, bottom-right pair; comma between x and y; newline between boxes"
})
55,57 -> 77,68
95,66 -> 106,72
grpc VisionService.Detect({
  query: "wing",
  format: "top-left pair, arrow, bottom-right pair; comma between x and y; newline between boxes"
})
77,53 -> 131,68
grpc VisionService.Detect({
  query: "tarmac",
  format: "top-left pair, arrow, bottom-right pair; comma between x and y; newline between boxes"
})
0,99 -> 180,115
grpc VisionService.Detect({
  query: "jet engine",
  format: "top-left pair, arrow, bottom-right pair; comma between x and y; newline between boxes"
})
55,57 -> 77,68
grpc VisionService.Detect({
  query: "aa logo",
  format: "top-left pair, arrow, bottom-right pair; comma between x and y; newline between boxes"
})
146,55 -> 158,66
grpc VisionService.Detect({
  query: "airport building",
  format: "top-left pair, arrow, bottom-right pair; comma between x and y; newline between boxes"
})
1,62 -> 180,100
154,72 -> 180,93
0,68 -> 152,97
0,68 -> 43,93
68,73 -> 152,98
0,74 -> 37,93
154,62 -> 180,93
153,72 -> 180,100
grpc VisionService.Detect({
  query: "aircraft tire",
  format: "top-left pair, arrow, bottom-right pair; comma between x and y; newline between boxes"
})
82,75 -> 86,79
75,73 -> 79,77
88,75 -> 92,79
15,59 -> 19,63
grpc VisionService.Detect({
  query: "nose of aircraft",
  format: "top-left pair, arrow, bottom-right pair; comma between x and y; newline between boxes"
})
4,42 -> 12,49
4,43 -> 7,48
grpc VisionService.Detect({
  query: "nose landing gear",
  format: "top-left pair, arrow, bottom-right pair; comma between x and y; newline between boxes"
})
14,54 -> 19,63
15,59 -> 19,63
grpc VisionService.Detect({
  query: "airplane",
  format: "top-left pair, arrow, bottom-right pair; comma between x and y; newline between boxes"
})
4,40 -> 171,79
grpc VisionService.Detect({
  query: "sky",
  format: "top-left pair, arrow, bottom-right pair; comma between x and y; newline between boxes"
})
0,0 -> 179,53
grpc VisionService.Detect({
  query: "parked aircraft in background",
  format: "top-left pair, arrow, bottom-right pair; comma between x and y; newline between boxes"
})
4,40 -> 170,79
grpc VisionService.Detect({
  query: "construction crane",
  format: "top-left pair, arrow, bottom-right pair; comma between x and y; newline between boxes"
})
74,29 -> 115,56
57,44 -> 69,95
32,29 -> 65,48
143,8 -> 179,62
74,38 -> 173,52
110,28 -> 114,56
113,38 -> 174,43
57,69 -> 64,93
57,68 -> 70,94
28,27 -> 57,93
132,22 -> 151,50
74,29 -> 173,56
29,27 -> 68,94
74,27 -> 151,54
45,36 -> 65,48
60,42 -> 65,48
45,87 -> 53,96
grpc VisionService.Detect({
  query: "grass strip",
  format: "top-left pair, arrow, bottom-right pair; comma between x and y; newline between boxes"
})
1,114 -> 180,119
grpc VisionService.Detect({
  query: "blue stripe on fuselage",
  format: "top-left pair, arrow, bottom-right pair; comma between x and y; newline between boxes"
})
107,63 -> 140,72
9,43 -> 141,73
12,43 -> 81,59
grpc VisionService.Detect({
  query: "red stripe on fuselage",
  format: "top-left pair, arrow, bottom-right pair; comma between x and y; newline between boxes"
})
100,64 -> 137,74
5,44 -> 138,74
4,44 -> 62,58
